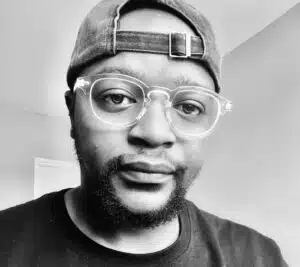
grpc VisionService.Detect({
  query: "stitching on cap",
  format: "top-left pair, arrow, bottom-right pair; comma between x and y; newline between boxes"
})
113,0 -> 131,54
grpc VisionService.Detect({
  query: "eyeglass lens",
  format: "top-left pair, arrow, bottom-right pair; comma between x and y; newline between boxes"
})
90,78 -> 219,135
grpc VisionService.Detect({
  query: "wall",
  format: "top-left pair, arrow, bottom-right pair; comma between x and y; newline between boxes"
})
188,5 -> 300,267
0,105 -> 75,210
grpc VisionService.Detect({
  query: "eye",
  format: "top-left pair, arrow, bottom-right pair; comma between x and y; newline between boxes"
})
174,101 -> 205,116
92,88 -> 138,113
103,93 -> 135,105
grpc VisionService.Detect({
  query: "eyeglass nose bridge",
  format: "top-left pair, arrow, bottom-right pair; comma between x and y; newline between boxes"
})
145,87 -> 172,107
135,87 -> 173,122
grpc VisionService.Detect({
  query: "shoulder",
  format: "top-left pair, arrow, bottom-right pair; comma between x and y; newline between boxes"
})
0,190 -> 69,265
0,190 -> 63,218
185,199 -> 274,244
0,189 -> 68,238
184,200 -> 288,266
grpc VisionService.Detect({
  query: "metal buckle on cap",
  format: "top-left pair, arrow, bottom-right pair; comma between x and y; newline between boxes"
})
169,33 -> 191,58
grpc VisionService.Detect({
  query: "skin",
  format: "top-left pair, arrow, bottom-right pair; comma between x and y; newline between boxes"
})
64,8 -> 215,254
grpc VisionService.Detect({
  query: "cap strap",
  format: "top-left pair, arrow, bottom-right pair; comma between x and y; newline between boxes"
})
115,30 -> 204,59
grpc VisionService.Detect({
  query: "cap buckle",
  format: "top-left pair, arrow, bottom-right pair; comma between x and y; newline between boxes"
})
169,33 -> 191,58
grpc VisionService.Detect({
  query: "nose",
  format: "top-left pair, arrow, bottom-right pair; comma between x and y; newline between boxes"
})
128,99 -> 176,148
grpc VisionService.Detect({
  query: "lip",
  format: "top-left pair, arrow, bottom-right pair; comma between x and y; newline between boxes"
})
119,170 -> 173,184
121,161 -> 175,174
118,158 -> 176,184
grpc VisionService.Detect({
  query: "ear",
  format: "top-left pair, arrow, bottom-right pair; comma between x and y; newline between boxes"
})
65,90 -> 76,139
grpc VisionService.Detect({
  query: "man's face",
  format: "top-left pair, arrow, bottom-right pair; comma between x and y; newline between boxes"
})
68,8 -> 215,229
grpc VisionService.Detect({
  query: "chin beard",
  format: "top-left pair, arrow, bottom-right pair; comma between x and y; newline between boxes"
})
73,131 -> 193,231
79,176 -> 187,231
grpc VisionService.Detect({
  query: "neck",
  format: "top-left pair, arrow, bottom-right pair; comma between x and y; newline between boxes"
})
64,188 -> 180,254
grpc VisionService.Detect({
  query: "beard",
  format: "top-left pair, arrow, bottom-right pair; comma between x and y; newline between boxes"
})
73,130 -> 195,231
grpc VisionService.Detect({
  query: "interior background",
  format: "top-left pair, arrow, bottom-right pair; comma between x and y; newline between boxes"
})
0,0 -> 299,266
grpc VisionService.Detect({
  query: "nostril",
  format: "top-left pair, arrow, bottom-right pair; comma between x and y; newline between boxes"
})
163,141 -> 173,149
128,135 -> 174,149
128,136 -> 153,148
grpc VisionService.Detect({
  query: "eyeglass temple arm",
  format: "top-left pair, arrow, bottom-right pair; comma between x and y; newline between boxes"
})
73,78 -> 91,95
220,98 -> 233,115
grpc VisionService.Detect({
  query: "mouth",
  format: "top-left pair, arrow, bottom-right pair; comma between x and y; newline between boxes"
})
122,161 -> 175,174
118,159 -> 175,185
120,178 -> 163,192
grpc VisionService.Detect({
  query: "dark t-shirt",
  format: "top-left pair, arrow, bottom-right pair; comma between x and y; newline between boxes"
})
0,189 -> 288,267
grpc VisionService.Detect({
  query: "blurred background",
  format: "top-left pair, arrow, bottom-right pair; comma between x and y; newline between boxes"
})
0,0 -> 299,266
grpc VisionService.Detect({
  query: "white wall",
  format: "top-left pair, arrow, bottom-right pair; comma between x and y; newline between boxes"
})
0,105 -> 75,210
188,6 -> 300,267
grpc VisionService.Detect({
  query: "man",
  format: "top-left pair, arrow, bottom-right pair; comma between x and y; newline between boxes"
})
0,0 -> 288,266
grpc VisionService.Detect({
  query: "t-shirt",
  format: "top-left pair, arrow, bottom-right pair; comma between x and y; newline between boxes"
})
0,189 -> 288,267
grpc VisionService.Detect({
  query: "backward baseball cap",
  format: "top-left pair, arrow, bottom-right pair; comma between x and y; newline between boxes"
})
67,0 -> 222,93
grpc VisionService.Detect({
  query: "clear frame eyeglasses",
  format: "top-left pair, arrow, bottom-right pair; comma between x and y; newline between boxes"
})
74,73 -> 232,139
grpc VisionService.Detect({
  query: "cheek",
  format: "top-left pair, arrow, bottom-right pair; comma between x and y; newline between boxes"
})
183,138 -> 205,163
182,139 -> 205,183
74,98 -> 129,164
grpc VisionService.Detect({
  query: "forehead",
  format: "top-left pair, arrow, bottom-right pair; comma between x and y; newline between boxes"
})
83,53 -> 215,90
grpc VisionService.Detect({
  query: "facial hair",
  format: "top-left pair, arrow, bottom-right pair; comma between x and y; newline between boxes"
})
73,130 -> 194,231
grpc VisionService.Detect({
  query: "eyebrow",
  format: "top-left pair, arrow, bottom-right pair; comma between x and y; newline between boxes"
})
174,75 -> 207,87
90,66 -> 211,89
91,66 -> 147,83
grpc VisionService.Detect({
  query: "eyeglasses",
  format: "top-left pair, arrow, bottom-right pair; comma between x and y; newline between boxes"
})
74,73 -> 232,139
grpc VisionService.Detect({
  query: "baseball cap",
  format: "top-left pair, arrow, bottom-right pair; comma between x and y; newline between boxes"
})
66,0 -> 221,92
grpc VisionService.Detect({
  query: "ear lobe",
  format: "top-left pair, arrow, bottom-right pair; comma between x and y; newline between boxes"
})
65,90 -> 76,139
